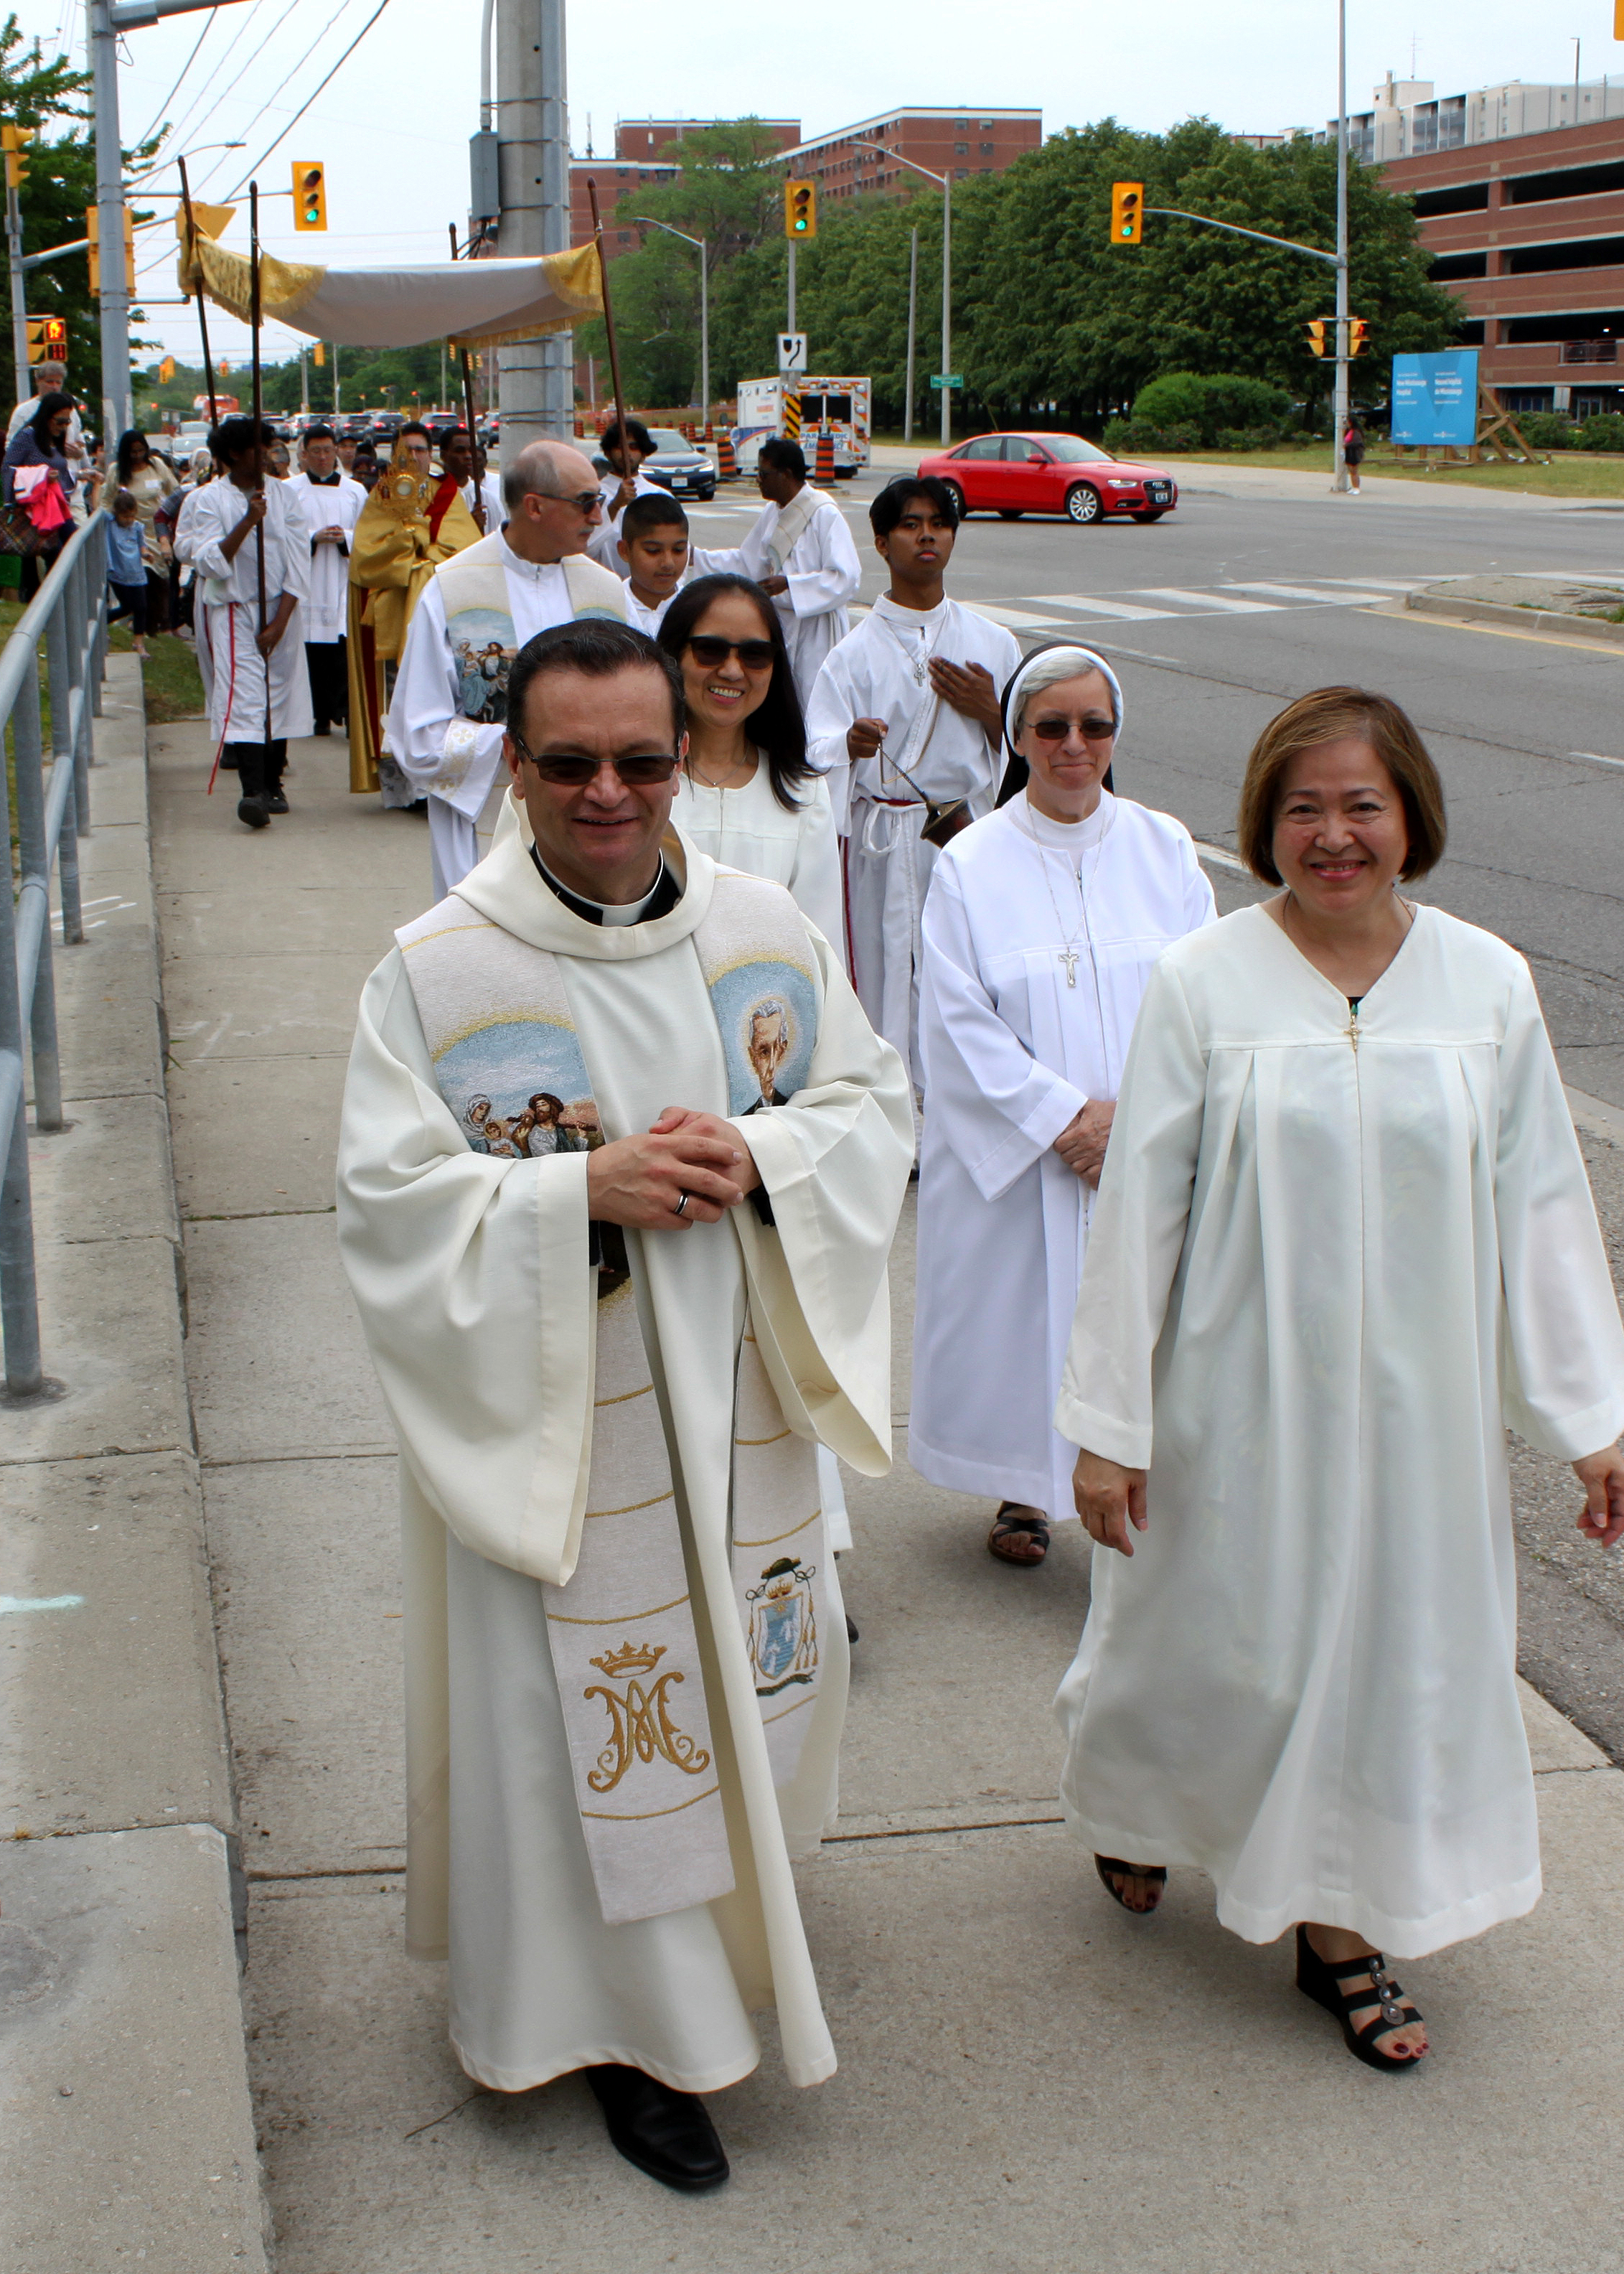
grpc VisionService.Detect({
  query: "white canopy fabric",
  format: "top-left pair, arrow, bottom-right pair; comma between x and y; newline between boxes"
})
175,228 -> 602,350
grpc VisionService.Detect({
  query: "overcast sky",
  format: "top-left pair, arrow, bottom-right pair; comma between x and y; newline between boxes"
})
13,0 -> 1623,371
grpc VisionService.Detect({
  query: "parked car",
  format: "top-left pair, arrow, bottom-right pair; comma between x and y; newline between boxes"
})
421,411 -> 462,444
335,412 -> 372,441
917,431 -> 1177,525
173,421 -> 211,459
591,426 -> 715,502
370,413 -> 403,444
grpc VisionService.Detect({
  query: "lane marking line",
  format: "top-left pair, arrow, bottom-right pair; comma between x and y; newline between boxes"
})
1385,612 -> 1624,658
1569,751 -> 1624,770
1195,841 -> 1249,874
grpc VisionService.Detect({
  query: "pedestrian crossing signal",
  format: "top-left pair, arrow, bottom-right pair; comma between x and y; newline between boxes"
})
25,315 -> 67,363
1305,319 -> 1327,357
86,206 -> 136,294
784,180 -> 816,239
1110,182 -> 1143,244
1348,317 -> 1369,357
293,162 -> 327,232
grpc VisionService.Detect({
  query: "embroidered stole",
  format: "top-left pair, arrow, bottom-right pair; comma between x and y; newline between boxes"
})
396,876 -> 827,1927
436,536 -> 627,731
766,484 -> 832,576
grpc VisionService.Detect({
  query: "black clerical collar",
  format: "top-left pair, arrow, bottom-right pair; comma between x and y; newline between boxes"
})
307,471 -> 341,485
529,842 -> 681,925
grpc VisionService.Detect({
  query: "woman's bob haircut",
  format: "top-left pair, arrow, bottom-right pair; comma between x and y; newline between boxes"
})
1238,686 -> 1447,884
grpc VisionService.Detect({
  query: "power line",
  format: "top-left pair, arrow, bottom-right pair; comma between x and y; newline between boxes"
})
133,6 -> 220,149
159,1 -> 271,156
215,0 -> 369,164
216,0 -> 396,200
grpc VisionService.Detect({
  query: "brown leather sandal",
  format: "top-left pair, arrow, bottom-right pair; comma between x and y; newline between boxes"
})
987,1504 -> 1049,1564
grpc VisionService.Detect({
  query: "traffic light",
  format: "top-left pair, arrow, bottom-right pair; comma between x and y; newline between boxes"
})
313,341 -> 325,367
25,315 -> 67,364
2,123 -> 35,189
1305,319 -> 1327,357
86,205 -> 136,294
784,179 -> 816,239
292,161 -> 327,232
159,355 -> 175,382
1110,181 -> 1143,244
1348,317 -> 1369,357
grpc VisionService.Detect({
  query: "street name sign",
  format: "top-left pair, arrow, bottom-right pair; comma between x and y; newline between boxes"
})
929,374 -> 964,390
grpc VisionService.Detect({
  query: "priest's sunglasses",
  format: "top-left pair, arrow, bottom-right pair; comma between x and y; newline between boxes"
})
1027,713 -> 1117,742
508,733 -> 680,787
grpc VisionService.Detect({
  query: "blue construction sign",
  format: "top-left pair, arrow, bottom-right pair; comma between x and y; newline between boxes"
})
1389,351 -> 1480,448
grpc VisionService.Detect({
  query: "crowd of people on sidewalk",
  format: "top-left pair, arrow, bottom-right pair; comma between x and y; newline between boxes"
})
27,374 -> 1620,2191
314,435 -> 1624,2195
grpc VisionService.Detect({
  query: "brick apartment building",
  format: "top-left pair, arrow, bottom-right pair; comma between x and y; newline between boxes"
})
571,107 -> 1042,262
1325,75 -> 1624,414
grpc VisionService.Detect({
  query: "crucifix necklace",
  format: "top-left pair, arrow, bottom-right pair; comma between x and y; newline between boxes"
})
1018,797 -> 1112,1014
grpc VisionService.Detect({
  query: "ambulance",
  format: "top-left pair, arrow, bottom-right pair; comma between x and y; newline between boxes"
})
733,375 -> 871,477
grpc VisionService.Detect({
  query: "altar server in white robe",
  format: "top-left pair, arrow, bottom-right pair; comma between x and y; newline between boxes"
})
587,417 -> 667,574
1056,684 -> 1624,2071
387,439 -> 626,897
703,439 -> 861,707
658,571 -> 853,1560
438,426 -> 504,536
337,618 -> 911,2188
172,414 -> 312,830
911,644 -> 1214,1567
806,475 -> 1019,1097
287,424 -> 365,737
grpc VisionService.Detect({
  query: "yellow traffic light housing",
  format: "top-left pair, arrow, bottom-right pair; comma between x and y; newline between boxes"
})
2,123 -> 35,189
1110,182 -> 1143,245
1348,317 -> 1369,357
25,315 -> 67,364
1305,319 -> 1327,357
293,162 -> 327,232
784,179 -> 816,240
86,205 -> 136,294
314,342 -> 326,367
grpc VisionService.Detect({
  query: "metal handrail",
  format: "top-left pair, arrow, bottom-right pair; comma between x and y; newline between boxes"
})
0,507 -> 109,1403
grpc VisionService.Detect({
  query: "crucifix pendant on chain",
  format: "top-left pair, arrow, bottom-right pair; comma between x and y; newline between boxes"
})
1344,1009 -> 1360,1053
1059,948 -> 1079,988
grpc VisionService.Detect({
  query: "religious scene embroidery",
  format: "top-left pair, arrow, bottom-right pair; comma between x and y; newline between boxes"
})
698,877 -> 820,1113
446,603 -> 517,724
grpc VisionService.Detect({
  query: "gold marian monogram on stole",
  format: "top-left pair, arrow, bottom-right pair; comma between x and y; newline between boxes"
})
584,1642 -> 712,1794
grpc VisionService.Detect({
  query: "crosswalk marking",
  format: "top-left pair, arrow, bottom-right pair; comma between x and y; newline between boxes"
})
967,602 -> 1074,630
1223,581 -> 1389,604
1131,586 -> 1278,613
1310,576 -> 1431,591
1024,593 -> 1177,619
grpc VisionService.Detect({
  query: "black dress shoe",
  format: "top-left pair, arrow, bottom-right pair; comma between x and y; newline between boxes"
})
237,794 -> 271,829
265,786 -> 289,814
583,2063 -> 729,2192
312,721 -> 330,736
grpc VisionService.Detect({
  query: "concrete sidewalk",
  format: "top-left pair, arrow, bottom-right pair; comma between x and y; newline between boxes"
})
138,724 -> 1624,2270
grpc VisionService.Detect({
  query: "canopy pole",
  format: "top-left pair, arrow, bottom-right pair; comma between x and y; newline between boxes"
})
249,180 -> 271,752
177,156 -> 218,427
448,222 -> 486,533
586,178 -> 631,469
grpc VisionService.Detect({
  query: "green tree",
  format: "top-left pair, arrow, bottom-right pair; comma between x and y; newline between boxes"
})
1,13 -> 161,431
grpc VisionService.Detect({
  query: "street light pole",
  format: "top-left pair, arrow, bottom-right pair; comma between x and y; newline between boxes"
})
6,181 -> 29,406
903,225 -> 918,444
853,142 -> 952,446
1333,0 -> 1351,494
633,216 -> 708,418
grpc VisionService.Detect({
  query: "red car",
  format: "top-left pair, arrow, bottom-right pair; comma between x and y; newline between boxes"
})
917,431 -> 1177,525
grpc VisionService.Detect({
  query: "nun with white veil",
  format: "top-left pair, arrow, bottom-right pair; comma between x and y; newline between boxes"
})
909,644 -> 1216,1565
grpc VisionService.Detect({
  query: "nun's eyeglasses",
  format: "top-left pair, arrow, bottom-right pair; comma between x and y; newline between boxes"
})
1028,714 -> 1116,742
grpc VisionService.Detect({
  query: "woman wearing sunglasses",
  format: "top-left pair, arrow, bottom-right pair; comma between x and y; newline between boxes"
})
909,643 -> 1216,1583
657,575 -> 844,953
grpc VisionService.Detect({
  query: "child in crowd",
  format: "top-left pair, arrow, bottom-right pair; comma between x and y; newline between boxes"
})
616,490 -> 701,635
105,488 -> 150,657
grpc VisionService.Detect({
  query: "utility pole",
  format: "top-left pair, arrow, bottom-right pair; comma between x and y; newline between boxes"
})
299,340 -> 308,411
940,174 -> 952,447
903,225 -> 918,445
496,0 -> 573,444
787,241 -> 796,335
1332,0 -> 1350,494
6,179 -> 29,406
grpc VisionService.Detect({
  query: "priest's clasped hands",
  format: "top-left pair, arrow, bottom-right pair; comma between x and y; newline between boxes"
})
585,1105 -> 761,1232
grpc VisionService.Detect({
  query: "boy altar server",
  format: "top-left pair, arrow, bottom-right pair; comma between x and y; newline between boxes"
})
337,619 -> 913,2191
806,474 -> 1019,1095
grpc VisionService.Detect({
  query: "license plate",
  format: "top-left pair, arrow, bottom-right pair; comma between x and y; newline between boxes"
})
1146,484 -> 1171,503
671,477 -> 688,489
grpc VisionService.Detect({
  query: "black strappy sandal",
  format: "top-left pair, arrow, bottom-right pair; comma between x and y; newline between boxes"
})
1295,1925 -> 1427,2072
987,1504 -> 1049,1565
1094,1855 -> 1168,1914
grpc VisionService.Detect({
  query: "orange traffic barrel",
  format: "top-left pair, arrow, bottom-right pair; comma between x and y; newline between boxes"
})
718,431 -> 738,479
814,426 -> 835,482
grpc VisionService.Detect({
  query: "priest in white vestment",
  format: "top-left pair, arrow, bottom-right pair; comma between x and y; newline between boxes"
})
806,475 -> 1019,1096
911,644 -> 1214,1566
1055,685 -> 1624,2069
172,414 -> 312,829
337,617 -> 913,2188
386,439 -> 627,897
287,424 -> 365,737
701,438 -> 862,707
